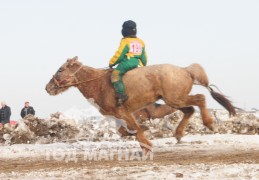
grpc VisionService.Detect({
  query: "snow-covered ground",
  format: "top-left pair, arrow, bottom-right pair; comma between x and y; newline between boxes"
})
0,134 -> 258,159
0,107 -> 258,179
0,134 -> 258,179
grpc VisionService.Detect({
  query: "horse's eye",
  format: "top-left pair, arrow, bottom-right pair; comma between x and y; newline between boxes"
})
58,68 -> 64,72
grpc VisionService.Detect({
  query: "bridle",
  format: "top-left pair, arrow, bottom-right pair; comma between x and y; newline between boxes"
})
53,64 -> 109,88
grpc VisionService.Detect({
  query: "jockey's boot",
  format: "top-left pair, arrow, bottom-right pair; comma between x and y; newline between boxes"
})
116,93 -> 128,107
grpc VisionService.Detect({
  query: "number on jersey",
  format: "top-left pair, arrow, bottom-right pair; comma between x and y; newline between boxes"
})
129,42 -> 142,54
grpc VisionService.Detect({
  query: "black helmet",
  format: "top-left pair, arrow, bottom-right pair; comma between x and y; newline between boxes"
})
121,20 -> 137,37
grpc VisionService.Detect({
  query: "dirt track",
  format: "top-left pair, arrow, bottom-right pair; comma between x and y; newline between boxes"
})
1,138 -> 258,179
1,148 -> 258,172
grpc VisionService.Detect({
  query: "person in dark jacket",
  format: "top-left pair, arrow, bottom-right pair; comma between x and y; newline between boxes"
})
0,101 -> 11,125
20,101 -> 35,118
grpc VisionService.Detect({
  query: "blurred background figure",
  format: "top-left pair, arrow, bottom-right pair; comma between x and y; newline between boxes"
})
0,101 -> 11,125
20,101 -> 35,118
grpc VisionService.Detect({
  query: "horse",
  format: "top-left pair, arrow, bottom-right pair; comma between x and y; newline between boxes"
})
46,56 -> 237,152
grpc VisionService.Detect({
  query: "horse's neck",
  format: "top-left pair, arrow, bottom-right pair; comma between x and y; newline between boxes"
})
75,65 -> 108,101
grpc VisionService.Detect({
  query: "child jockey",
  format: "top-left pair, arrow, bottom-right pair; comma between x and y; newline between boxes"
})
109,20 -> 148,106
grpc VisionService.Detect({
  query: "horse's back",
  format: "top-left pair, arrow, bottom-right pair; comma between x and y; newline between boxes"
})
126,64 -> 183,75
123,64 -> 193,98
124,64 -> 192,84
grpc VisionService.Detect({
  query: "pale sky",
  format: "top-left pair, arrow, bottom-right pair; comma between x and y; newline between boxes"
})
0,0 -> 258,120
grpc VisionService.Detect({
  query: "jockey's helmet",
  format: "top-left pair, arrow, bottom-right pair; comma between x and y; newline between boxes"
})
121,20 -> 137,37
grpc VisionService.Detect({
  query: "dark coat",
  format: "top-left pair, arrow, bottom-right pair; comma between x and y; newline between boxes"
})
0,105 -> 11,124
21,106 -> 35,118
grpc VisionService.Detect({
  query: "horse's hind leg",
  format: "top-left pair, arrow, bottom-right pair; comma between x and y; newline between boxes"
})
185,94 -> 215,131
174,106 -> 195,142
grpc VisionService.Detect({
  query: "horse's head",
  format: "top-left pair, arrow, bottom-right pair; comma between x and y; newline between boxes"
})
45,56 -> 83,95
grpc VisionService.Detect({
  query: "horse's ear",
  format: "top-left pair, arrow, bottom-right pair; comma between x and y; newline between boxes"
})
72,56 -> 78,61
66,56 -> 78,66
66,56 -> 78,63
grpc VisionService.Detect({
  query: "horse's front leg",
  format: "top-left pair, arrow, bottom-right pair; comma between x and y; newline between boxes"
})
118,112 -> 153,153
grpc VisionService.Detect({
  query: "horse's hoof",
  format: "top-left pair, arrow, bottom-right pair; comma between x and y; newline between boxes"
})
173,134 -> 182,143
118,126 -> 130,137
206,123 -> 218,132
140,144 -> 153,154
139,148 -> 153,158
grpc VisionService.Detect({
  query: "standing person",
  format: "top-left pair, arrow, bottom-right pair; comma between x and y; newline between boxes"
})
0,101 -> 11,125
20,101 -> 35,118
109,20 -> 148,106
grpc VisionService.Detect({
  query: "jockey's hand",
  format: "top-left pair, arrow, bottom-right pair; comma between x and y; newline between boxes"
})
109,65 -> 114,69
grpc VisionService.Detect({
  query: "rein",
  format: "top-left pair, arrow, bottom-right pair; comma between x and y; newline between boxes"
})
53,65 -> 110,88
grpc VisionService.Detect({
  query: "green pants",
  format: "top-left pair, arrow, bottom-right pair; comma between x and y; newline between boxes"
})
111,58 -> 139,95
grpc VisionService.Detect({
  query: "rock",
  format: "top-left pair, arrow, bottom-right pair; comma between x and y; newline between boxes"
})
175,173 -> 184,178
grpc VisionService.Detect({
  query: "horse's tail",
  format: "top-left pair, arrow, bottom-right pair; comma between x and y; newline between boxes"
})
207,85 -> 237,116
185,63 -> 237,116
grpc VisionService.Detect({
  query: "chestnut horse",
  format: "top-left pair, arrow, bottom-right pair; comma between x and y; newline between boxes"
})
46,56 -> 237,152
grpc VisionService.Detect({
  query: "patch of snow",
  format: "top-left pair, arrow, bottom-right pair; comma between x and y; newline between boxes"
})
60,106 -> 103,122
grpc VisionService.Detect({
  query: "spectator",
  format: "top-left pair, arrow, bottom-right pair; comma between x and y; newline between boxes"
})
20,101 -> 35,118
0,101 -> 11,125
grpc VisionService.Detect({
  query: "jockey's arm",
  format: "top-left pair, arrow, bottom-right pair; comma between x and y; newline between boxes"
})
109,39 -> 128,67
140,47 -> 148,66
